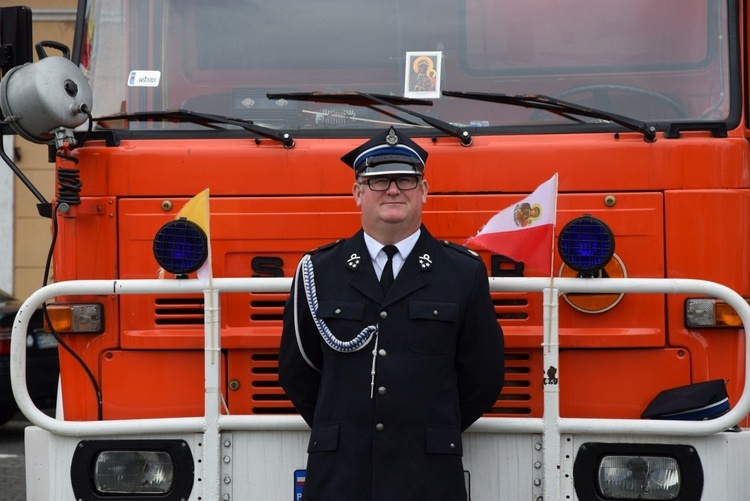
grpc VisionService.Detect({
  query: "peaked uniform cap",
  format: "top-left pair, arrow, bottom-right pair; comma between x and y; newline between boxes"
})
341,126 -> 428,177
641,379 -> 730,420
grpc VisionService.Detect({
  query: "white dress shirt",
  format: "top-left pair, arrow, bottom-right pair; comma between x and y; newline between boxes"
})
363,229 -> 421,281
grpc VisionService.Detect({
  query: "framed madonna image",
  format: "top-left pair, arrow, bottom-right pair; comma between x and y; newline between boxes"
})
404,51 -> 442,99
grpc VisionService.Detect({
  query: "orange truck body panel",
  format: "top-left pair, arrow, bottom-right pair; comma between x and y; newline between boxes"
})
52,132 -> 750,423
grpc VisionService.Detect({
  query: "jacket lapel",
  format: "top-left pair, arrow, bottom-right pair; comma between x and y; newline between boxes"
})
345,228 -> 437,306
345,231 -> 384,303
381,229 -> 435,306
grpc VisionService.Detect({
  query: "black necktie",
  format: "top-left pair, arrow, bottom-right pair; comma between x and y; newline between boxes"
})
380,245 -> 398,293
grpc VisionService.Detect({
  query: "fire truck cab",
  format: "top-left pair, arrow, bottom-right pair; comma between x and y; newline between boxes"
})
3,0 -> 750,499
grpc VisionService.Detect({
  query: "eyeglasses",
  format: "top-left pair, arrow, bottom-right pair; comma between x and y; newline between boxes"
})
363,176 -> 421,191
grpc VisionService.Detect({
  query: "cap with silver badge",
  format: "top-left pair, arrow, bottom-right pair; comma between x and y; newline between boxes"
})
341,126 -> 428,177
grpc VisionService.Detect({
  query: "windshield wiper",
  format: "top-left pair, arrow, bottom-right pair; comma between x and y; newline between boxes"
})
93,109 -> 295,148
267,91 -> 473,146
442,90 -> 657,142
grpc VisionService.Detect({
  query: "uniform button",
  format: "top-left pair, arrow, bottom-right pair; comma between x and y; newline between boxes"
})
378,349 -> 387,357
433,309 -> 439,316
334,308 -> 341,314
450,442 -> 455,449
376,423 -> 385,432
378,386 -> 386,395
379,311 -> 388,319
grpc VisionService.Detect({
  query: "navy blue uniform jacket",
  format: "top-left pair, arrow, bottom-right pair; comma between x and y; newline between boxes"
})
279,227 -> 505,501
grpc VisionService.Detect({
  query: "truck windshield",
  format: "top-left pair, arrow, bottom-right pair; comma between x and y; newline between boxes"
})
79,0 -> 733,135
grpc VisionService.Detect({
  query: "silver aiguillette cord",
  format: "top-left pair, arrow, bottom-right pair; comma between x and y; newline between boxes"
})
370,334 -> 379,399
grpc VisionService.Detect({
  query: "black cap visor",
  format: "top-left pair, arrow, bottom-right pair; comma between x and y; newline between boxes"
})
356,154 -> 424,177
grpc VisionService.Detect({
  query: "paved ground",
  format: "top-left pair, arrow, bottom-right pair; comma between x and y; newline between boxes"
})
0,411 -> 28,501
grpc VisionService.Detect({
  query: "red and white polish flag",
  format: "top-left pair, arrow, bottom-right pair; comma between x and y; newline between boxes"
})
466,173 -> 558,276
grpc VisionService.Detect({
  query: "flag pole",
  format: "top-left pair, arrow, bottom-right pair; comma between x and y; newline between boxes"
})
542,173 -> 561,499
547,173 -> 559,280
544,173 -> 559,353
202,189 -> 217,366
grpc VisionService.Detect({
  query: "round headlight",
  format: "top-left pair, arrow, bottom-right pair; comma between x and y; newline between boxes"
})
153,218 -> 208,277
557,215 -> 615,274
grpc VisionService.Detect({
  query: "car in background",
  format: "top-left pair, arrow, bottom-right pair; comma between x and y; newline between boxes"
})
0,302 -> 59,426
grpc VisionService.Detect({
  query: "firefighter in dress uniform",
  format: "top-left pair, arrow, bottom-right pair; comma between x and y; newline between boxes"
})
279,127 -> 505,501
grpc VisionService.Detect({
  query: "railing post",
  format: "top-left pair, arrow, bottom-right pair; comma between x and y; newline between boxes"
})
203,287 -> 222,500
542,285 -> 561,501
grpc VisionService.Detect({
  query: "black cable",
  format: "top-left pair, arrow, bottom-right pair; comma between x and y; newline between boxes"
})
42,203 -> 103,421
41,112 -> 101,418
54,104 -> 91,207
55,151 -> 82,206
76,103 -> 93,145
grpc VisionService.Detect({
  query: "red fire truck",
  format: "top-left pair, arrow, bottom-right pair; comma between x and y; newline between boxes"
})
3,0 -> 750,499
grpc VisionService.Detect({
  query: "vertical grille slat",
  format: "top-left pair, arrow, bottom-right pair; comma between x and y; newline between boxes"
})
248,350 -> 297,414
153,293 -> 289,325
493,293 -> 530,320
489,351 -> 541,417
249,293 -> 287,321
151,293 -> 540,417
240,349 -> 541,417
154,296 -> 204,325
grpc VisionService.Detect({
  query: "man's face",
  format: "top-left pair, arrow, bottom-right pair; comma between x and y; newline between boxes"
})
353,174 -> 428,234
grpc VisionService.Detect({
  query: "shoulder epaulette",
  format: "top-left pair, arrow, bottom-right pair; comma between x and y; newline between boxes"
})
306,239 -> 344,255
441,240 -> 481,260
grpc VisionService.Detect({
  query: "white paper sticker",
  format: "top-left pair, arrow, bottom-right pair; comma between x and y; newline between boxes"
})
128,70 -> 161,87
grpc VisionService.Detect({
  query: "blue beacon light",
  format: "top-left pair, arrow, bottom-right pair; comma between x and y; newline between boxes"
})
557,215 -> 615,276
153,218 -> 208,277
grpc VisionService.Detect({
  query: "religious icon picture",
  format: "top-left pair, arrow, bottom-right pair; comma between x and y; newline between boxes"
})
404,51 -> 442,99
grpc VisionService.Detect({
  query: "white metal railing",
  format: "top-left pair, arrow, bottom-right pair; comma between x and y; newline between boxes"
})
10,277 -> 750,499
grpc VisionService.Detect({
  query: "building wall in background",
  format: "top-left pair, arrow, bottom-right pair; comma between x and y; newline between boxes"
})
0,0 -> 77,300
0,136 -> 13,298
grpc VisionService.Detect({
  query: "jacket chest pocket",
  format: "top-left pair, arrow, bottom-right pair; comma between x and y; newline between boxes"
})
407,300 -> 459,354
317,300 -> 365,321
316,299 -> 366,341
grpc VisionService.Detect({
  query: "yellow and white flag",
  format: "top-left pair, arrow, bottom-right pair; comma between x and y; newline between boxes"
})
176,188 -> 213,285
